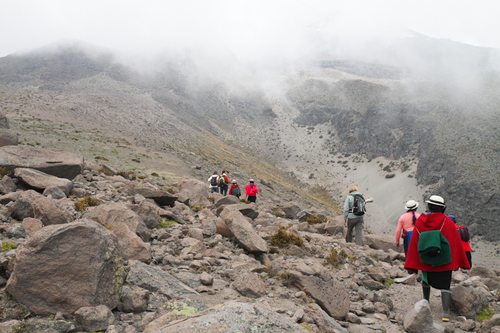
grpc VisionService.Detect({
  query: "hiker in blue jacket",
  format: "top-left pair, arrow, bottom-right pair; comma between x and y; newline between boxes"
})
343,185 -> 365,246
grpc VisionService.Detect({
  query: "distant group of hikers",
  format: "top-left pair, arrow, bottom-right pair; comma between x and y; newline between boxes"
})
207,170 -> 259,202
343,186 -> 472,322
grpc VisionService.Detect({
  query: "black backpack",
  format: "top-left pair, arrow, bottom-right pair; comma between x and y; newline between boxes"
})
350,194 -> 366,216
210,176 -> 218,186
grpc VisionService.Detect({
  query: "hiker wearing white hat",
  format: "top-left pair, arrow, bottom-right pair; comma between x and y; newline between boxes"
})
405,194 -> 470,322
395,199 -> 420,256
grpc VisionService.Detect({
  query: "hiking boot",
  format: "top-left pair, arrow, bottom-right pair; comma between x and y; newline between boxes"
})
441,290 -> 452,322
422,284 -> 431,302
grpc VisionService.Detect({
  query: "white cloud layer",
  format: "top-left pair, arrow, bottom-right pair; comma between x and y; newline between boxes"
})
1,0 -> 499,61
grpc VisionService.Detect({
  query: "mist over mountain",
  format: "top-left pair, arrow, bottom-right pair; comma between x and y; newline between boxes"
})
1,32 -> 499,240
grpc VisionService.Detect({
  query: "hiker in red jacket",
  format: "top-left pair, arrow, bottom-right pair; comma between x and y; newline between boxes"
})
245,179 -> 259,203
404,195 -> 470,322
229,180 -> 241,198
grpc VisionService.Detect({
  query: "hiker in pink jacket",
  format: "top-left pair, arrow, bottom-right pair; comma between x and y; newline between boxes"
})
245,179 -> 259,203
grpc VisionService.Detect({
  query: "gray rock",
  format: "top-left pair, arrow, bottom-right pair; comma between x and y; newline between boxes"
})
5,220 -> 127,315
479,315 -> 500,333
121,285 -> 150,313
363,234 -> 399,252
301,303 -> 350,333
232,272 -> 265,297
403,299 -> 434,333
289,270 -> 350,320
220,206 -> 267,254
176,177 -> 209,205
14,168 -> 74,196
43,186 -> 67,199
153,301 -> 310,333
451,285 -> 490,319
0,146 -> 83,179
10,190 -> 71,226
278,201 -> 302,219
22,217 -> 43,237
75,305 -> 114,332
0,128 -> 19,147
127,200 -> 162,229
0,175 -> 16,194
215,195 -> 240,207
84,202 -> 151,262
126,182 -> 178,207
126,260 -> 197,298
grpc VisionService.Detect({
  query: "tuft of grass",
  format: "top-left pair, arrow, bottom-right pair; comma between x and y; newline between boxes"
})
1,241 -> 16,252
97,167 -> 113,176
0,167 -> 8,177
269,224 -> 304,248
166,187 -> 177,194
306,215 -> 327,224
190,204 -> 205,212
158,220 -> 177,229
151,172 -> 159,177
94,156 -> 109,161
385,173 -> 395,179
384,277 -> 395,288
74,195 -> 99,212
476,306 -> 495,322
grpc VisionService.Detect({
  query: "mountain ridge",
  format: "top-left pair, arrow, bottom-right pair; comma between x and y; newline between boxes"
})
1,37 -> 499,240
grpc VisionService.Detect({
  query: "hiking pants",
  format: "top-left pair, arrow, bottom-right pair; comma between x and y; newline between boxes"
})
211,187 -> 219,193
220,185 -> 228,196
346,216 -> 364,246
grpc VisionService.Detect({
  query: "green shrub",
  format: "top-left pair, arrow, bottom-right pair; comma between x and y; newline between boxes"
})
306,215 -> 327,224
1,241 -> 16,252
476,306 -> 495,322
75,196 -> 99,211
158,220 -> 177,229
269,225 -> 304,248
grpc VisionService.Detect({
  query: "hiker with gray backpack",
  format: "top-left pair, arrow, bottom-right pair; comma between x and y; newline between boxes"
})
343,185 -> 366,246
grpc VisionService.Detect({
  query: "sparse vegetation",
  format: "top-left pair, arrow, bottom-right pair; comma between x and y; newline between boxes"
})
325,248 -> 348,267
385,173 -> 395,179
0,167 -> 8,177
306,215 -> 327,224
190,204 -> 205,212
158,220 -> 177,229
74,195 -> 99,211
269,224 -> 304,248
1,241 -> 16,252
476,306 -> 495,322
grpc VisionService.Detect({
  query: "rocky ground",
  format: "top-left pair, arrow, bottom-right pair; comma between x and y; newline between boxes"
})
0,144 -> 500,333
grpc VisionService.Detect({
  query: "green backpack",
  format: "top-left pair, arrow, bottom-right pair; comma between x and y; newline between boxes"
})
218,177 -> 226,186
233,186 -> 240,195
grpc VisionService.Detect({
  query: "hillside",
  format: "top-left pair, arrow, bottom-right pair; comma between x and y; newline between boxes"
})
0,38 -> 499,241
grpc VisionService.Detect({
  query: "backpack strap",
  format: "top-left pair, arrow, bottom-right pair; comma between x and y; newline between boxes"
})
440,218 -> 446,231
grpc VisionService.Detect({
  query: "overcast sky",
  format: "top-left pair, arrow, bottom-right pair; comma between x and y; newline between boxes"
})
1,0 -> 499,62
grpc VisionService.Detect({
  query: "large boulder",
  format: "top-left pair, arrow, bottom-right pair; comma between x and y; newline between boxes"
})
5,220 -> 127,315
0,128 -> 18,147
75,305 -> 115,332
153,301 -> 310,333
403,299 -> 435,333
451,285 -> 490,319
9,189 -> 71,226
220,206 -> 268,254
126,182 -> 177,207
0,146 -> 83,179
0,175 -> 17,194
84,203 -> 151,263
84,202 -> 150,241
214,195 -> 240,208
276,201 -> 302,219
176,177 -> 209,205
289,270 -> 350,320
363,234 -> 399,252
14,168 -> 73,196
232,272 -> 266,297
127,201 -> 161,229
